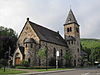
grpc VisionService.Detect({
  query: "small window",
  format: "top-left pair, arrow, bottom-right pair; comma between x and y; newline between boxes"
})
70,27 -> 72,32
77,48 -> 79,52
53,48 -> 56,57
76,28 -> 79,33
71,41 -> 73,44
61,50 -> 63,56
26,44 -> 27,48
31,44 -> 33,48
69,41 -> 70,44
67,28 -> 70,32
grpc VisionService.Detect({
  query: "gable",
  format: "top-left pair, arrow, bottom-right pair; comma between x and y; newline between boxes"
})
18,21 -> 40,46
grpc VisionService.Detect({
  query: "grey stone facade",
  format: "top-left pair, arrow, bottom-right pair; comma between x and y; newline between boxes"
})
13,9 -> 81,67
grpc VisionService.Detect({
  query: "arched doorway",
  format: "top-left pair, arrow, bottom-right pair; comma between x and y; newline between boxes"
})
15,53 -> 21,65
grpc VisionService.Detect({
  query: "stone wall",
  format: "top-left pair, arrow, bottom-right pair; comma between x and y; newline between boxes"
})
40,41 -> 68,67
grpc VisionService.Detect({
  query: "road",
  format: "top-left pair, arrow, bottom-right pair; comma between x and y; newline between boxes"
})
36,68 -> 100,75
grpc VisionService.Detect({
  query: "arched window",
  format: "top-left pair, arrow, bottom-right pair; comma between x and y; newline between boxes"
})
67,28 -> 70,32
53,48 -> 56,57
61,49 -> 63,56
70,27 -> 72,32
69,41 -> 70,44
71,41 -> 73,44
26,44 -> 27,47
31,43 -> 33,48
28,58 -> 30,64
77,48 -> 79,52
76,28 -> 79,33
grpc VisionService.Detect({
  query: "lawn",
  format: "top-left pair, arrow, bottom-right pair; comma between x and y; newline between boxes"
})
32,68 -> 73,72
0,68 -> 26,74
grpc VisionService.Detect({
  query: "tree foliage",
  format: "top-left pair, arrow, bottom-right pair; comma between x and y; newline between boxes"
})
0,26 -> 17,59
20,60 -> 29,67
81,39 -> 100,64
64,50 -> 72,67
37,47 -> 46,59
37,47 -> 47,66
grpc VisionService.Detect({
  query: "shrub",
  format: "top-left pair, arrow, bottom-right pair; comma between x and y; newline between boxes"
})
20,61 -> 29,67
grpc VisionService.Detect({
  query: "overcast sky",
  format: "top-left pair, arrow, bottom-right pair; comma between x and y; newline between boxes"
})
0,0 -> 100,39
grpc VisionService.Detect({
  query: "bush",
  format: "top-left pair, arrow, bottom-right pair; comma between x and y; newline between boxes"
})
0,64 -> 3,68
20,61 -> 29,67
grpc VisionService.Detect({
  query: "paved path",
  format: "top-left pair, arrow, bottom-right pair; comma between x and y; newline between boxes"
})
12,68 -> 100,75
37,68 -> 100,75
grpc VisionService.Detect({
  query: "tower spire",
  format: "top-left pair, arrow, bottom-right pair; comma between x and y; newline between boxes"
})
65,9 -> 78,25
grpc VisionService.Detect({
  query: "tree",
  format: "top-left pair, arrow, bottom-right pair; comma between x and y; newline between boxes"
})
0,26 -> 17,59
37,47 -> 46,66
81,39 -> 100,65
0,59 -> 8,72
64,50 -> 72,67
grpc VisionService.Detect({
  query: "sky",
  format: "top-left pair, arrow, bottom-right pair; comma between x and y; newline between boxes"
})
0,0 -> 100,39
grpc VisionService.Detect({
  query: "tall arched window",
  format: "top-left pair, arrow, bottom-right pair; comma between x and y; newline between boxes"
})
61,49 -> 63,57
67,28 -> 70,32
53,48 -> 56,57
31,43 -> 33,48
70,27 -> 72,32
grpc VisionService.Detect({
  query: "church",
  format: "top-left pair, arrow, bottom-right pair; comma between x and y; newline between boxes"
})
13,9 -> 81,67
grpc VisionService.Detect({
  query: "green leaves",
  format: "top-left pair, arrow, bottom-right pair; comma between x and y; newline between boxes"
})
81,39 -> 100,64
0,26 -> 17,59
64,51 -> 72,60
37,47 -> 46,59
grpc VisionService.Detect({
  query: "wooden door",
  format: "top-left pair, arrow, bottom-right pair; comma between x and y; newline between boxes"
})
15,57 -> 20,65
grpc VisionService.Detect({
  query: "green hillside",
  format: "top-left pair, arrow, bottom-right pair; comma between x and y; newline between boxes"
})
81,39 -> 100,49
81,38 -> 100,64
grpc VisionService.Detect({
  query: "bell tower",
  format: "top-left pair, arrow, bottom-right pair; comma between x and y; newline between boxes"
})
64,9 -> 81,67
64,9 -> 80,38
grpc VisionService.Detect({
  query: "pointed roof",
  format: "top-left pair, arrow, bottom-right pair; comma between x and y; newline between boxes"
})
65,9 -> 78,25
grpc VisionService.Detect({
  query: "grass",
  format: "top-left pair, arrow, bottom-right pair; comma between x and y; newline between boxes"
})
32,68 -> 73,72
0,68 -> 26,74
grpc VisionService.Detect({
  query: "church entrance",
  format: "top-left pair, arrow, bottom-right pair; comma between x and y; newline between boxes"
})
15,57 -> 20,65
15,53 -> 21,65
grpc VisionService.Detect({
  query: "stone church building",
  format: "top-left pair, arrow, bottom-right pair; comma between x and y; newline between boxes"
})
13,9 -> 81,67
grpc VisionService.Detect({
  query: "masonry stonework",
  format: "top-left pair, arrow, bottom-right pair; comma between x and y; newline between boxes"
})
13,9 -> 81,67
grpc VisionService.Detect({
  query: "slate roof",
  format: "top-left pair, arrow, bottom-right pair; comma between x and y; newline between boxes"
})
29,21 -> 67,47
65,9 -> 78,25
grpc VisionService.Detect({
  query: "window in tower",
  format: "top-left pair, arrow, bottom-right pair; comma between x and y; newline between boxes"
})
77,48 -> 79,52
68,18 -> 71,23
71,41 -> 73,44
70,27 -> 72,32
76,28 -> 79,33
67,28 -> 70,32
68,41 -> 70,44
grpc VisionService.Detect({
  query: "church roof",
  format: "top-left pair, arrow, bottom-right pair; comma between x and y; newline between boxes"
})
29,21 -> 67,47
65,9 -> 78,25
